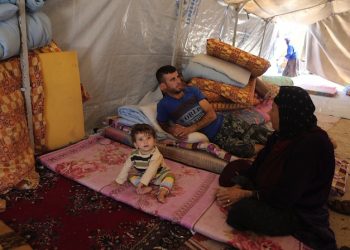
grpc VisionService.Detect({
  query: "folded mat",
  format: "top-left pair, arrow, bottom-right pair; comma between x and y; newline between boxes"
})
39,51 -> 85,151
105,126 -> 350,198
104,126 -> 228,174
39,135 -> 219,230
191,54 -> 251,86
38,134 -> 310,249
206,38 -> 270,77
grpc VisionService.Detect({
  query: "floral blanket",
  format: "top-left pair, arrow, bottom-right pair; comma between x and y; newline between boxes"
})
39,135 -> 218,229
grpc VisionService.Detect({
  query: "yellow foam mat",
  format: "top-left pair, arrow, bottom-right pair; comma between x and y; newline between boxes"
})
39,52 -> 85,150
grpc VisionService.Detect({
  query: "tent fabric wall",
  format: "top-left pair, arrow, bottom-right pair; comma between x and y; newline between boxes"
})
175,0 -> 277,68
42,0 -> 178,132
307,11 -> 350,85
41,0 -> 350,132
242,0 -> 350,25
42,0 -> 277,132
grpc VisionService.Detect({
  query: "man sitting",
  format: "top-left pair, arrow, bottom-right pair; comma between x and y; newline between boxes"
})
156,65 -> 270,158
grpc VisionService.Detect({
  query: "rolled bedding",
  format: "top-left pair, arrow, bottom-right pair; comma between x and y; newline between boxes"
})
0,0 -> 45,12
0,11 -> 52,60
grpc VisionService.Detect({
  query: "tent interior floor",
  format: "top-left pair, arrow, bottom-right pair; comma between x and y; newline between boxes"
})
1,92 -> 349,249
313,85 -> 350,248
325,117 -> 350,248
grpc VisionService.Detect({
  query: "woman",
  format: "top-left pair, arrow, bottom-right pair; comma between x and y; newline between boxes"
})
216,86 -> 337,249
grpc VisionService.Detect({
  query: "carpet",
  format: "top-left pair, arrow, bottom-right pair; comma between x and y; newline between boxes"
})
37,134 -> 314,250
0,165 -> 192,249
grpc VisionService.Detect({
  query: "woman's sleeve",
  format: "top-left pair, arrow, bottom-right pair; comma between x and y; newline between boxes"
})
260,133 -> 334,208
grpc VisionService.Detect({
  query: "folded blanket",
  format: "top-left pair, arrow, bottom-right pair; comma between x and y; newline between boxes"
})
0,3 -> 18,21
117,104 -> 170,140
0,11 -> 52,60
0,16 -> 20,59
192,54 -> 251,86
0,0 -> 45,12
183,61 -> 245,87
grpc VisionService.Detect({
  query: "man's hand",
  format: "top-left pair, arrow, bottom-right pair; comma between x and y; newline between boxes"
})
169,124 -> 195,139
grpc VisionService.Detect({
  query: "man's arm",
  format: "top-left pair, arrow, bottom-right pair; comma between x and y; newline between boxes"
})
192,98 -> 217,131
169,99 -> 217,138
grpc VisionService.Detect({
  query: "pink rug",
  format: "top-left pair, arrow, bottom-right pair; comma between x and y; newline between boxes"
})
39,135 -> 218,229
39,135 -> 310,249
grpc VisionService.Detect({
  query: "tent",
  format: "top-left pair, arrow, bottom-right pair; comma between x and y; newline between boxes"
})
36,0 -> 350,132
1,1 -> 350,248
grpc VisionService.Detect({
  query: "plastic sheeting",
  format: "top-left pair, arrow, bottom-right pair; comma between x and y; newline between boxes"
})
242,0 -> 350,25
307,11 -> 350,85
42,0 -> 178,132
42,0 -> 276,132
175,0 -> 278,68
41,0 -> 349,132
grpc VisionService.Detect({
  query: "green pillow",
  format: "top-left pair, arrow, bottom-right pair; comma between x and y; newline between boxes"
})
262,75 -> 294,86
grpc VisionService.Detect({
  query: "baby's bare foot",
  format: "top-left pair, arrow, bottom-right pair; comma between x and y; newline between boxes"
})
157,189 -> 168,203
139,186 -> 152,194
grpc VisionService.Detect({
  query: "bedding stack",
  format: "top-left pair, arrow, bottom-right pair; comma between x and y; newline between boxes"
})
0,41 -> 89,194
183,38 -> 271,111
0,0 -> 52,60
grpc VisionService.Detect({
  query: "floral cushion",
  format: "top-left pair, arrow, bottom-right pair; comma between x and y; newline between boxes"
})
207,38 -> 270,77
201,90 -> 231,103
189,77 -> 256,105
210,102 -> 250,112
0,57 -> 38,193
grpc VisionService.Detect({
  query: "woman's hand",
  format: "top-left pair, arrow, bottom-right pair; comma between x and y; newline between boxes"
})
215,185 -> 252,207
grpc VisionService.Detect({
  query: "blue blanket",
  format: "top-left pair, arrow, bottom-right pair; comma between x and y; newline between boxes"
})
0,0 -> 45,12
0,11 -> 51,60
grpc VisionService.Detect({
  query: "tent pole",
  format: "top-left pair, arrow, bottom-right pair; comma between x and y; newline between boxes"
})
17,0 -> 34,148
258,18 -> 271,57
231,0 -> 250,47
232,4 -> 239,46
171,0 -> 185,66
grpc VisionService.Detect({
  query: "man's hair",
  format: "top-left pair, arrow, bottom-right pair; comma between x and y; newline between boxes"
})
156,65 -> 177,84
130,124 -> 156,142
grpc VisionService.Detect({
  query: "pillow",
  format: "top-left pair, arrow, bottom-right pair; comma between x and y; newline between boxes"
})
189,77 -> 256,105
138,86 -> 163,105
138,102 -> 209,143
261,75 -> 294,86
210,102 -> 250,111
191,54 -> 250,86
207,38 -> 270,77
0,3 -> 18,21
201,90 -> 231,103
183,61 -> 244,87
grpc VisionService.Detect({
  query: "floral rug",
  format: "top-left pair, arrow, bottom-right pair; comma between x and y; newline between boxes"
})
38,135 -> 219,229
35,134 -> 315,250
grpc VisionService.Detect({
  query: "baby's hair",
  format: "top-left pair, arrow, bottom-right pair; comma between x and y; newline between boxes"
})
130,124 -> 156,143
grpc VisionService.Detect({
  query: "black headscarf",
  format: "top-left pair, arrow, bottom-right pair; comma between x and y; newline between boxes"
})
274,86 -> 317,139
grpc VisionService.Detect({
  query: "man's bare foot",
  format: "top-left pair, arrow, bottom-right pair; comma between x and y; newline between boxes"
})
157,189 -> 167,203
138,186 -> 152,194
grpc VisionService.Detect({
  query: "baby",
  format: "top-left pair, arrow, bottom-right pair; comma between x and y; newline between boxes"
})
115,124 -> 174,203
